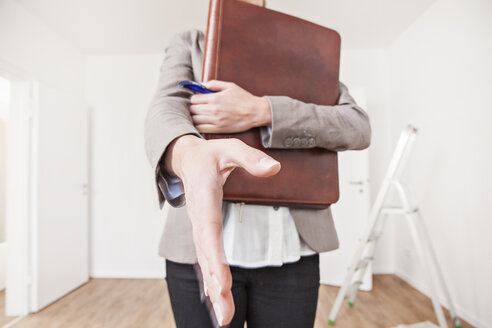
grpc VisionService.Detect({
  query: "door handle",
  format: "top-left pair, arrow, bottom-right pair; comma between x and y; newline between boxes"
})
349,181 -> 364,185
82,183 -> 88,196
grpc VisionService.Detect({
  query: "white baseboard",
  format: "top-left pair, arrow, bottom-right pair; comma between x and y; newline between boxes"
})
395,269 -> 488,328
90,270 -> 165,279
2,314 -> 26,328
372,265 -> 395,274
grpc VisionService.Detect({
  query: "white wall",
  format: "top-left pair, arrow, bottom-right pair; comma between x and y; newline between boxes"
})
388,0 -> 492,326
0,0 -> 84,94
339,49 -> 394,273
267,0 -> 436,49
85,55 -> 167,278
0,119 -> 6,243
0,77 -> 8,243
0,0 -> 87,231
0,83 -> 7,287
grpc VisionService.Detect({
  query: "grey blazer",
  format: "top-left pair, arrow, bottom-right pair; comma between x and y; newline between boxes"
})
144,29 -> 371,264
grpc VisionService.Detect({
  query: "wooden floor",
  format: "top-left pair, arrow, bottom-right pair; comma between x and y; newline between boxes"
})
3,275 -> 472,328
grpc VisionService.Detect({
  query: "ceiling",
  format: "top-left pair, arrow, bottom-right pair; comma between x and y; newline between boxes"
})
15,0 -> 436,54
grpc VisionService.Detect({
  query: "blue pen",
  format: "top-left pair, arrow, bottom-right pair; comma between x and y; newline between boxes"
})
178,80 -> 215,94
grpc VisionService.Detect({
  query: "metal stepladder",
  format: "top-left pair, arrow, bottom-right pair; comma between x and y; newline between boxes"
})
328,125 -> 462,328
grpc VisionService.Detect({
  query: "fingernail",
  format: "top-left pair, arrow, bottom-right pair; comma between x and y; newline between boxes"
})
204,281 -> 209,297
259,157 -> 280,169
213,302 -> 224,326
211,274 -> 222,294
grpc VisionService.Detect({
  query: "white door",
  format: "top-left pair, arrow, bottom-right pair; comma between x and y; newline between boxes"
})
319,88 -> 372,290
29,81 -> 89,311
5,76 -> 32,315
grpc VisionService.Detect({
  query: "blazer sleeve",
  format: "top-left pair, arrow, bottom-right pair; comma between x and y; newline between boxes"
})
259,82 -> 371,151
144,31 -> 202,209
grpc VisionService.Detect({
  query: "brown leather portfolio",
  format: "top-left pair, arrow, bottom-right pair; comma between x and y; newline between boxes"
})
202,0 -> 341,208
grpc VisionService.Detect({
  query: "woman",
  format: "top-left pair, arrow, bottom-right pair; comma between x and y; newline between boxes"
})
145,14 -> 370,328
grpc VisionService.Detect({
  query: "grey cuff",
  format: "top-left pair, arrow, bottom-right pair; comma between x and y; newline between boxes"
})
259,97 -> 274,148
262,95 -> 317,149
151,130 -> 202,209
157,166 -> 186,208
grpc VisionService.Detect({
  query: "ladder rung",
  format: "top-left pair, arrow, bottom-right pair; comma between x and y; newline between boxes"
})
356,262 -> 368,270
347,281 -> 362,297
368,233 -> 382,241
381,207 -> 405,214
348,284 -> 359,295
356,258 -> 372,270
381,207 -> 420,215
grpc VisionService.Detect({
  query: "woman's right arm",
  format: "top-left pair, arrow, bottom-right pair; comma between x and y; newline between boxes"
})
144,30 -> 280,326
144,30 -> 202,208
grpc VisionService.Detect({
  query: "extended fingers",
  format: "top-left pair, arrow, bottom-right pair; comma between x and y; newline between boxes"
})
189,186 -> 234,326
188,181 -> 230,290
195,248 -> 234,327
198,226 -> 231,294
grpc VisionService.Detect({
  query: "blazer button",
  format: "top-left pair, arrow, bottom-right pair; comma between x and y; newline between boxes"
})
308,137 -> 316,146
284,137 -> 293,147
293,137 -> 300,146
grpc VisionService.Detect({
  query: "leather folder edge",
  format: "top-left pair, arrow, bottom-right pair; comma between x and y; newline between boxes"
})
202,0 -> 222,82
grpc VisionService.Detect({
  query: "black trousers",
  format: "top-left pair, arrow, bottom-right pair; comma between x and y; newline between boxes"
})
165,254 -> 320,328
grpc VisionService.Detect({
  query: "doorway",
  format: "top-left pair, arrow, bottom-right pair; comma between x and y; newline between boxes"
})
0,62 -> 38,324
0,60 -> 89,322
0,74 -> 22,326
0,76 -> 9,289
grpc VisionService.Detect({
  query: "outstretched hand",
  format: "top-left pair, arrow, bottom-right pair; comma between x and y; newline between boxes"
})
165,135 -> 280,326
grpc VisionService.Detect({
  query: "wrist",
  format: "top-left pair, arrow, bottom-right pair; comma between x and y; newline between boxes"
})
254,96 -> 272,127
165,134 -> 203,179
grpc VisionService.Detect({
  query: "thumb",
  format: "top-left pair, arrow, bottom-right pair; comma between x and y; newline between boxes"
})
204,80 -> 232,92
218,139 -> 281,178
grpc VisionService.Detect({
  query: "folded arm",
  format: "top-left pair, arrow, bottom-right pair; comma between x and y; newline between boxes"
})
260,82 -> 371,151
190,81 -> 371,152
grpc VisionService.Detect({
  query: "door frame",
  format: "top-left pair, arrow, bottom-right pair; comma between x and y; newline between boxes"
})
0,59 -> 37,316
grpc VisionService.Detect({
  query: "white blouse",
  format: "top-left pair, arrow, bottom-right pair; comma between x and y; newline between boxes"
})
221,202 -> 315,268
